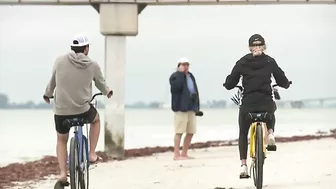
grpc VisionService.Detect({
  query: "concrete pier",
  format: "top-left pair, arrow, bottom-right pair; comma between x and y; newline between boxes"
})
1,0 -> 335,5
100,3 -> 139,157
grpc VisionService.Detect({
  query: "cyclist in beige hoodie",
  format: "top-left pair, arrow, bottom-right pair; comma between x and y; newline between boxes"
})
43,34 -> 112,184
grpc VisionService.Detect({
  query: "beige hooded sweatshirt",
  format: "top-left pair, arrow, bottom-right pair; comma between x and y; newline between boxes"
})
44,51 -> 109,115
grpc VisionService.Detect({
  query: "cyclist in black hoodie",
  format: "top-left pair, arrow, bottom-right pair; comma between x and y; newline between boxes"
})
223,34 -> 291,177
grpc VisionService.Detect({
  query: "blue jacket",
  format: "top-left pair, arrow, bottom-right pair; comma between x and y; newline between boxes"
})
169,71 -> 200,112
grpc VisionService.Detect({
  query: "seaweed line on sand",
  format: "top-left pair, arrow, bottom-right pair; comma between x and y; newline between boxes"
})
0,129 -> 335,189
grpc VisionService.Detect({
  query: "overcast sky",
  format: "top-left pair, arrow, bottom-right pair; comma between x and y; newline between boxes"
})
0,5 -> 335,103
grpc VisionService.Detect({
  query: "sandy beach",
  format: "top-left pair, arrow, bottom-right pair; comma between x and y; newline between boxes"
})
10,138 -> 335,189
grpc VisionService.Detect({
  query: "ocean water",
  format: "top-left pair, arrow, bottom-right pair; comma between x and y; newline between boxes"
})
0,108 -> 335,167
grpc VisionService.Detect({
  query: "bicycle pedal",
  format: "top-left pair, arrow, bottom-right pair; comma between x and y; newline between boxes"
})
239,174 -> 250,179
89,164 -> 97,170
266,145 -> 277,151
63,182 -> 69,187
54,181 -> 69,189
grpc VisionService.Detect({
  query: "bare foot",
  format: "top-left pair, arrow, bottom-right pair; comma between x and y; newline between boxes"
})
181,155 -> 195,159
173,156 -> 189,160
57,175 -> 67,182
89,154 -> 103,164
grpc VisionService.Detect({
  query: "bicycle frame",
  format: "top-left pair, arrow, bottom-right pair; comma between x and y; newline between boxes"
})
72,125 -> 89,169
68,99 -> 97,169
249,122 -> 267,159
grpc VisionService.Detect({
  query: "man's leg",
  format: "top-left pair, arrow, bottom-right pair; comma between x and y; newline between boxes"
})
57,133 -> 69,181
181,111 -> 196,158
54,115 -> 70,182
174,133 -> 182,159
87,108 -> 101,162
173,112 -> 188,160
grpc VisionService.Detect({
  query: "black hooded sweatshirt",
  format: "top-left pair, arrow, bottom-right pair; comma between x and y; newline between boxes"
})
223,53 -> 290,112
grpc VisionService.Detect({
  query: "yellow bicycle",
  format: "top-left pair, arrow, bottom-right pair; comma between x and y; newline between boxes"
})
248,112 -> 276,189
231,82 -> 291,189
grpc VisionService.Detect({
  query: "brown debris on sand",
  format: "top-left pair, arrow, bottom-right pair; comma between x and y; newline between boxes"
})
0,131 -> 335,189
0,156 -> 59,189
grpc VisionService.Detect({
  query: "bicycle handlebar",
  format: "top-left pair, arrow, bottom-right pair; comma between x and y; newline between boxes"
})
235,81 -> 292,91
234,85 -> 243,91
272,81 -> 292,88
90,93 -> 103,102
230,81 -> 291,105
47,93 -> 103,102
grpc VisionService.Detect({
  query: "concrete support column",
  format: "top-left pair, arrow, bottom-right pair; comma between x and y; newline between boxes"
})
104,36 -> 126,157
100,3 -> 138,157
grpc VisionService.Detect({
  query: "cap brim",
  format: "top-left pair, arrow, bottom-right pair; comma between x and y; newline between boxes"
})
71,42 -> 90,47
249,41 -> 264,46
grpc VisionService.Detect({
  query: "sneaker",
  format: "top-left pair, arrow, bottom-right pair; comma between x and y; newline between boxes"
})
268,134 -> 276,146
240,164 -> 248,176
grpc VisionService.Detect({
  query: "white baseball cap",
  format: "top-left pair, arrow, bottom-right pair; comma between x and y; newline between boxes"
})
71,34 -> 90,47
178,57 -> 189,63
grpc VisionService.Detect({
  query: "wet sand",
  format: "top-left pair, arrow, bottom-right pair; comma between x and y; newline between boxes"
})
4,135 -> 336,189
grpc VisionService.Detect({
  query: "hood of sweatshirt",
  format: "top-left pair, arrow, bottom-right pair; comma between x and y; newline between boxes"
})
67,51 -> 92,69
240,53 -> 270,71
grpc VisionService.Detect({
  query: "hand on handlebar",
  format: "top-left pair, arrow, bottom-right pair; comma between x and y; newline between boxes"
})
43,95 -> 51,104
107,90 -> 113,98
231,95 -> 240,106
231,86 -> 243,106
272,81 -> 292,88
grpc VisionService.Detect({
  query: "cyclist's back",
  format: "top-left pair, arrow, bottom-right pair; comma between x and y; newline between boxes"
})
51,51 -> 109,116
237,53 -> 288,112
43,34 -> 112,186
223,34 -> 291,177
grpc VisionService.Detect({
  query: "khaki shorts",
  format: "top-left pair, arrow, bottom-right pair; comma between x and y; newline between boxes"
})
174,111 -> 196,134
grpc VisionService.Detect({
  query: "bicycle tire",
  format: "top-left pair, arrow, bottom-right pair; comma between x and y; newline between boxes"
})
255,124 -> 264,189
252,161 -> 257,186
69,137 -> 79,189
79,137 -> 89,189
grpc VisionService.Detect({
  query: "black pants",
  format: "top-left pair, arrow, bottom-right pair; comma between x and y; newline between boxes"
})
54,105 -> 97,134
238,102 -> 276,160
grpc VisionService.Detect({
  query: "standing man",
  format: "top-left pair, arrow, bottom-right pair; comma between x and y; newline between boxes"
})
43,34 -> 113,185
169,57 -> 203,160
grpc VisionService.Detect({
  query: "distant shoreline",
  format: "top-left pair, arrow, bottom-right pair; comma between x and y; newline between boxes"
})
1,92 -> 335,109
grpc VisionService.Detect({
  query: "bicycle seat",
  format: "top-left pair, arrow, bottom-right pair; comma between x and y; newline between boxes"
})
63,117 -> 85,128
248,112 -> 269,122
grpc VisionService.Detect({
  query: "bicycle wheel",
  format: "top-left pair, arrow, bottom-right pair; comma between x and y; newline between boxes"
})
79,137 -> 89,189
255,124 -> 264,189
69,137 -> 79,189
252,160 -> 257,187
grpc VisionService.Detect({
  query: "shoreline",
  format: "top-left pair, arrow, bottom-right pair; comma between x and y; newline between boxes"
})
1,129 -> 335,189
